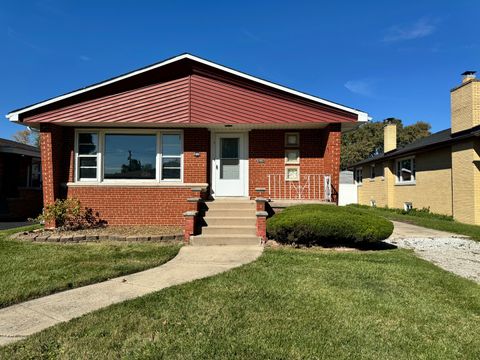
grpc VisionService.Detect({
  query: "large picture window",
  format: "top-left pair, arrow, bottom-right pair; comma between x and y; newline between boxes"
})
104,134 -> 156,179
396,157 -> 416,183
75,130 -> 183,183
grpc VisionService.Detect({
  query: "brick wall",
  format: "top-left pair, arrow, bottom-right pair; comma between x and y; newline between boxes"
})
67,186 -> 194,225
451,80 -> 480,134
0,153 -> 43,220
41,124 -> 341,226
183,128 -> 210,183
5,189 -> 43,220
40,125 -> 210,227
357,147 -> 454,216
40,124 -> 74,204
248,125 -> 341,202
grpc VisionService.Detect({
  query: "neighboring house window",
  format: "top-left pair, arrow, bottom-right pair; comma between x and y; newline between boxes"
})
28,158 -> 42,188
396,157 -> 416,183
75,130 -> 183,183
355,168 -> 363,185
370,165 -> 376,180
77,132 -> 99,180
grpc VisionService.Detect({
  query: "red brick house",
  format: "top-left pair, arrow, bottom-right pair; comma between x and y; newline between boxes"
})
0,138 -> 42,220
6,54 -> 367,243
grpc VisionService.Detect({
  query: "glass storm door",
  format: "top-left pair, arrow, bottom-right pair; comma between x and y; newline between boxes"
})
214,133 -> 246,197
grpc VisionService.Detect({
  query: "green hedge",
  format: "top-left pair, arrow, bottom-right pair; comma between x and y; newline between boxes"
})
267,204 -> 393,246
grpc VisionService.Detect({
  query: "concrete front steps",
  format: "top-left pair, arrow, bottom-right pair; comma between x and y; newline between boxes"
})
190,199 -> 261,246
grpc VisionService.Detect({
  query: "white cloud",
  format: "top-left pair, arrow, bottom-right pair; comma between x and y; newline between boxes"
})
383,18 -> 437,43
344,79 -> 375,97
79,55 -> 91,61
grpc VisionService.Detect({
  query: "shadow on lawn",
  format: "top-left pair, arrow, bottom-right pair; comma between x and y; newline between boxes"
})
309,240 -> 398,251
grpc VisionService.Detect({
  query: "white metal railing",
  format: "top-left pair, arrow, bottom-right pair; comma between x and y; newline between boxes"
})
267,174 -> 332,201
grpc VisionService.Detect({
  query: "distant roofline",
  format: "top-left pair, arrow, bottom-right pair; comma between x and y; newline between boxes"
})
6,53 -> 368,123
348,126 -> 480,168
0,138 -> 40,157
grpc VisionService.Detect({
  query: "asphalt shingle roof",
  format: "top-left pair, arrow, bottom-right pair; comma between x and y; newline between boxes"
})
0,138 -> 40,155
350,127 -> 477,167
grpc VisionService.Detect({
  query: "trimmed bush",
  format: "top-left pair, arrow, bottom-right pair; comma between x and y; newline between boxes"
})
267,204 -> 393,246
35,198 -> 106,231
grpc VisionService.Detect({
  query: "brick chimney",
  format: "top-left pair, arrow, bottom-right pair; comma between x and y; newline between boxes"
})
451,71 -> 480,133
384,122 -> 397,153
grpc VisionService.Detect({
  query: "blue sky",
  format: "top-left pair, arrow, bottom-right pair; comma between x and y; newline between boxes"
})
1,0 -> 479,139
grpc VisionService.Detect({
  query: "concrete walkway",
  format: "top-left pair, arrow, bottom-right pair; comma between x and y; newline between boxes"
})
388,221 -> 461,239
387,221 -> 480,284
0,245 -> 263,346
0,222 -> 32,231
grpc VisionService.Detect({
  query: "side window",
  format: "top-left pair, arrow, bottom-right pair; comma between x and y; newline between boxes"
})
77,133 -> 98,180
161,133 -> 182,180
30,158 -> 42,188
355,168 -> 363,185
396,157 -> 416,183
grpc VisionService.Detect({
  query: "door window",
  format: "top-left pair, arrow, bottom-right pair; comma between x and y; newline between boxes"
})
220,137 -> 239,179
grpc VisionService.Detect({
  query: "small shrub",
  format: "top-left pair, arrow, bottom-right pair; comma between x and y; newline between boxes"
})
35,198 -> 106,231
267,204 -> 393,246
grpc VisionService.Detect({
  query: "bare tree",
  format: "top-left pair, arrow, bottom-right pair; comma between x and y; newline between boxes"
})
12,129 -> 39,147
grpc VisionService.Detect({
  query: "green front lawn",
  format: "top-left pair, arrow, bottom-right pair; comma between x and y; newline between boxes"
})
349,204 -> 480,241
3,248 -> 479,359
0,226 -> 181,308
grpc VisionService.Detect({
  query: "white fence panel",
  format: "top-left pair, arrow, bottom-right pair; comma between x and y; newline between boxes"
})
338,183 -> 357,206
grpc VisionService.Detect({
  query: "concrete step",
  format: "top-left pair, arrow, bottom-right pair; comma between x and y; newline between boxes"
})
204,217 -> 257,226
205,209 -> 256,217
206,201 -> 255,210
201,225 -> 257,236
190,235 -> 261,246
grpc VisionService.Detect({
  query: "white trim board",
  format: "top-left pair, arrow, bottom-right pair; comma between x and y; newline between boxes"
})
6,54 -> 369,122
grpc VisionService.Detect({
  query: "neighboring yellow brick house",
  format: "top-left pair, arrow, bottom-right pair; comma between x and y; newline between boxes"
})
351,71 -> 480,225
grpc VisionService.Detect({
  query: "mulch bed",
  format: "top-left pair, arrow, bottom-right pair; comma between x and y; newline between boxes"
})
11,225 -> 184,243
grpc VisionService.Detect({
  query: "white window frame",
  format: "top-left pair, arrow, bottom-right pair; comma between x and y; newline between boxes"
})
285,149 -> 300,164
395,156 -> 416,184
159,132 -> 184,182
74,129 -> 184,184
285,166 -> 300,181
75,130 -> 100,182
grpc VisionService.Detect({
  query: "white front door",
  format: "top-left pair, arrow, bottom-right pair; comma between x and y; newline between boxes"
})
213,133 -> 248,197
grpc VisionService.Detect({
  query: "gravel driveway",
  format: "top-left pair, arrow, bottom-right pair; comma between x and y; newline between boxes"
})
387,221 -> 480,284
